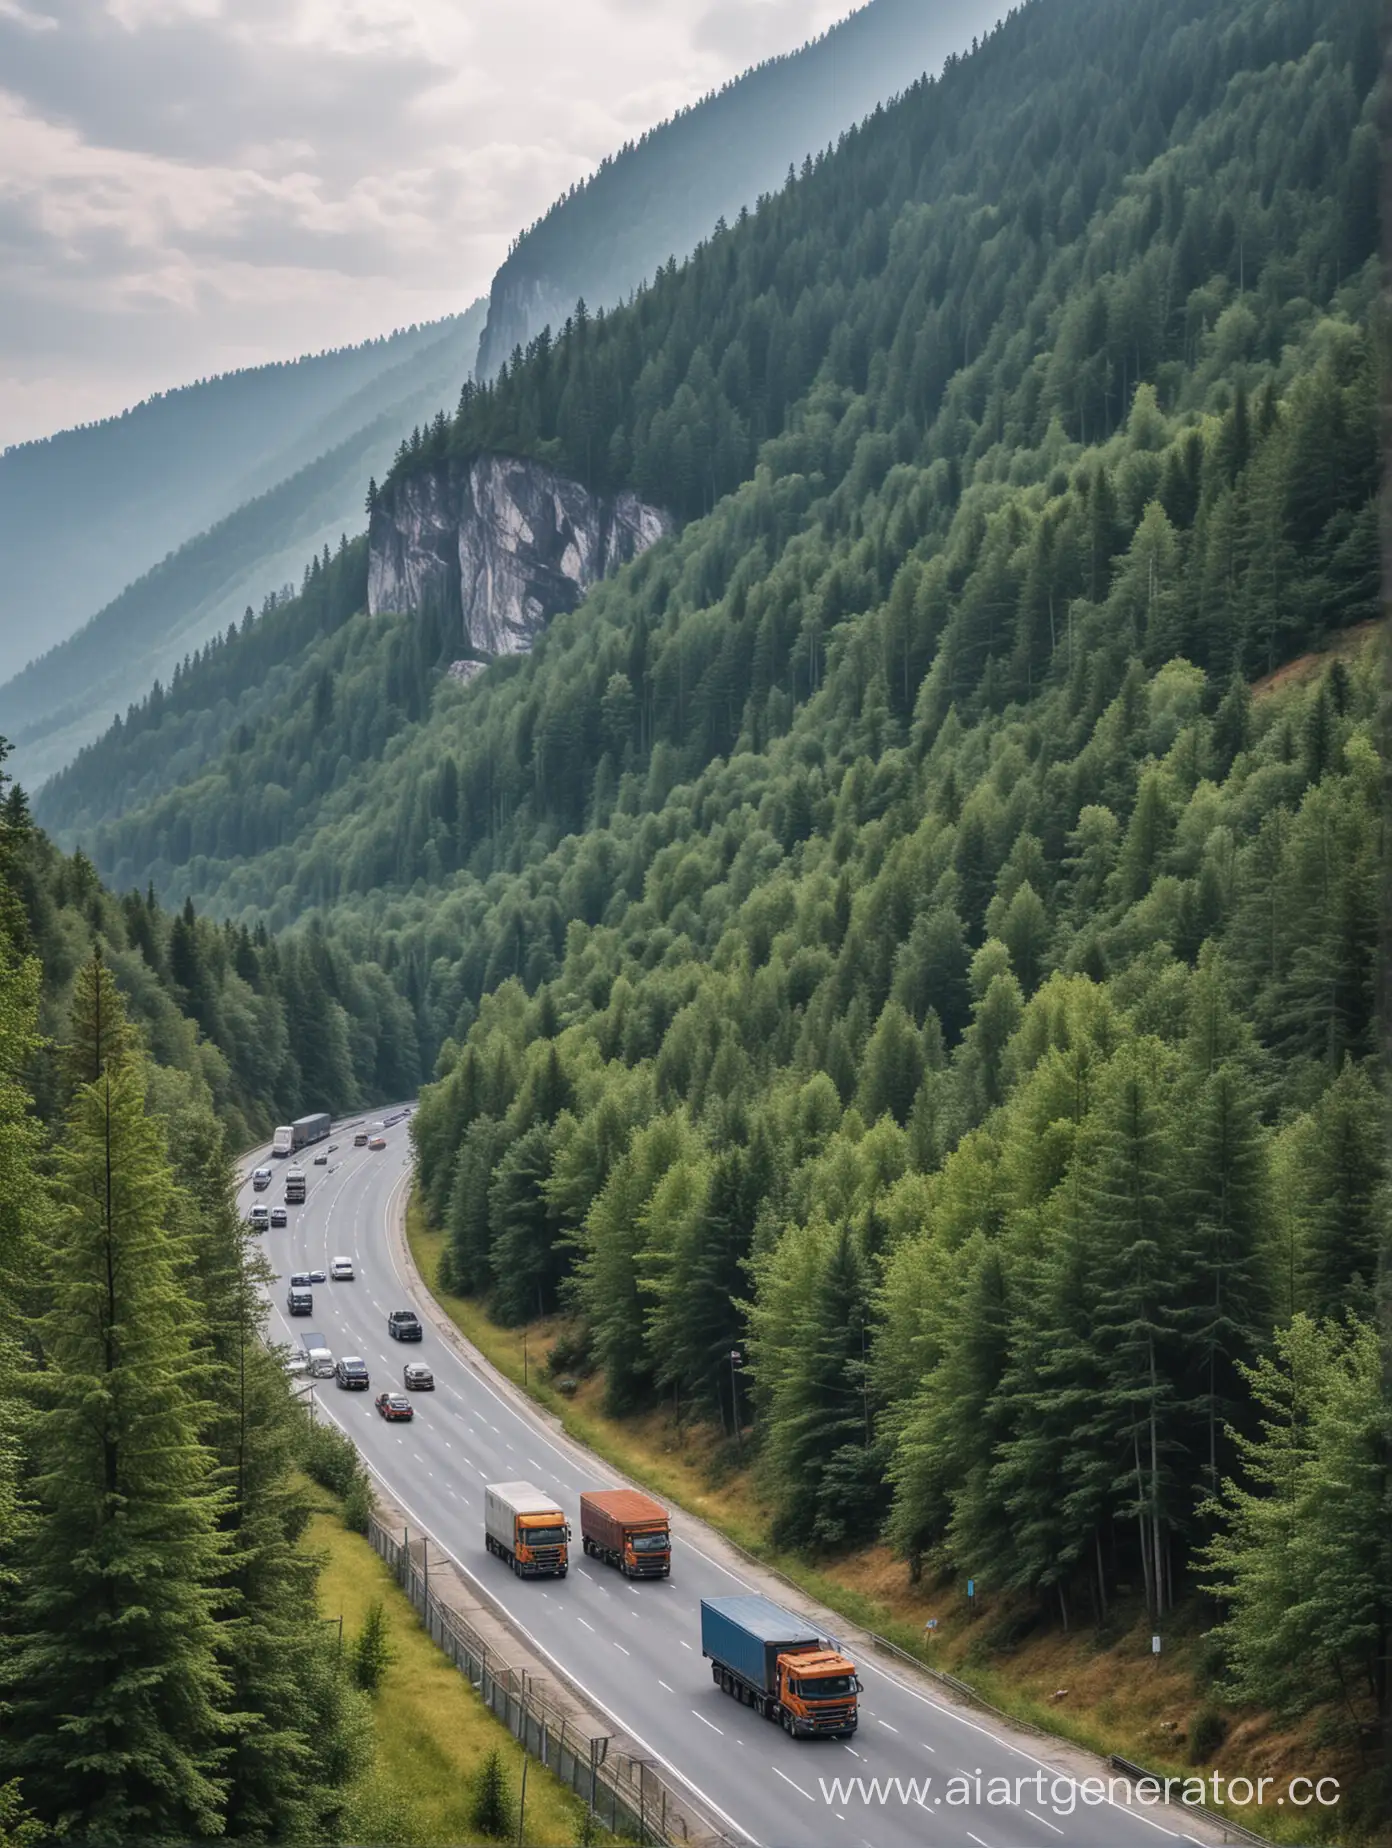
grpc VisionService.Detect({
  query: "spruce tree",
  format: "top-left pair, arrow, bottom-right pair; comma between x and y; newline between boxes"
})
174,1100 -> 354,1840
1,957 -> 230,1840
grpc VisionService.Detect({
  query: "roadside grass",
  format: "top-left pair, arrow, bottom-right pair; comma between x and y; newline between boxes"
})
305,1497 -> 603,1845
407,1205 -> 1355,1846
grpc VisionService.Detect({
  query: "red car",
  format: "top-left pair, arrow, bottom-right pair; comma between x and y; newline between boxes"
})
375,1391 -> 414,1422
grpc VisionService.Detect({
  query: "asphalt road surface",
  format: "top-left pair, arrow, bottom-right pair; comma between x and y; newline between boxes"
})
247,1120 -> 1225,1848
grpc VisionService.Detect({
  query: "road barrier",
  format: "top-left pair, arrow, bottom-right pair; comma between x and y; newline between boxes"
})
367,1515 -> 724,1846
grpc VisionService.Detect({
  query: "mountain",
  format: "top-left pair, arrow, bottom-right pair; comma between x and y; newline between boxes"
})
27,0 -> 1385,1803
0,305 -> 484,787
473,0 -> 1005,378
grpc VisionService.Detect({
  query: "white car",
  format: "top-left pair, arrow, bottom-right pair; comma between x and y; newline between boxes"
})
330,1257 -> 355,1281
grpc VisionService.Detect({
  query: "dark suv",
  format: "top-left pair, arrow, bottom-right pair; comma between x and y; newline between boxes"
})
387,1309 -> 422,1342
335,1356 -> 370,1389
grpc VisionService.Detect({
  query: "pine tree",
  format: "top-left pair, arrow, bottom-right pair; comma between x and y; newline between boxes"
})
1,962 -> 229,1839
1178,1064 -> 1271,1495
1080,1045 -> 1182,1618
469,1749 -> 513,1839
350,1601 -> 393,1694
173,1101 -> 354,1839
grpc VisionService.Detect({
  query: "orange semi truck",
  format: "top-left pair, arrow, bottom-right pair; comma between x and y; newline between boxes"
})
484,1481 -> 570,1578
579,1488 -> 671,1578
700,1595 -> 861,1737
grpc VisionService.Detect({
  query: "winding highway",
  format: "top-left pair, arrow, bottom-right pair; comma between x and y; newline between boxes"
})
244,1119 -> 1228,1848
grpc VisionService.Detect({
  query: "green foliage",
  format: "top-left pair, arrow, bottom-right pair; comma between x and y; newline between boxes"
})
350,1602 -> 393,1695
0,961 -> 230,1840
468,1748 -> 514,1840
1202,1317 -> 1392,1737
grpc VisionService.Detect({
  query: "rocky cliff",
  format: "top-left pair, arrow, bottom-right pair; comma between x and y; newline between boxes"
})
367,454 -> 670,657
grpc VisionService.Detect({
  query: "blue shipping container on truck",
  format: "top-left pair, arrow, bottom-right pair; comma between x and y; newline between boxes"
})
700,1595 -> 822,1693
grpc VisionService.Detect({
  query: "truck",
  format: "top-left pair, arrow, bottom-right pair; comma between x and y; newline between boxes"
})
699,1595 -> 861,1738
484,1482 -> 570,1578
284,1167 -> 307,1204
300,1331 -> 335,1378
579,1488 -> 671,1578
272,1113 -> 331,1157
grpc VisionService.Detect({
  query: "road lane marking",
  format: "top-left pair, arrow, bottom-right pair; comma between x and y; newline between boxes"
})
692,1712 -> 723,1735
658,1681 -> 673,1692
613,1643 -> 630,1657
1026,1811 -> 1065,1835
770,1767 -> 813,1802
576,1617 -> 596,1633
877,1719 -> 899,1733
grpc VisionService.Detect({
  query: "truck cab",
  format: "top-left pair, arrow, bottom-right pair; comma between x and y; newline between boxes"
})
284,1167 -> 306,1204
249,1203 -> 270,1231
770,1649 -> 861,1736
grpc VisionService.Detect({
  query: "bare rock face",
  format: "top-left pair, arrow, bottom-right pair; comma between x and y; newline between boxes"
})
367,454 -> 670,657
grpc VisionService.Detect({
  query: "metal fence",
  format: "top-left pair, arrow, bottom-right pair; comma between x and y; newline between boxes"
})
367,1516 -> 713,1845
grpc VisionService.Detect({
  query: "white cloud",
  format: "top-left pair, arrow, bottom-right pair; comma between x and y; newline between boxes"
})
0,0 -> 856,444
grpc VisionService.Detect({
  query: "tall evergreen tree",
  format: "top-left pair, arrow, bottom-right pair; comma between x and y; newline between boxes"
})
1,959 -> 230,1840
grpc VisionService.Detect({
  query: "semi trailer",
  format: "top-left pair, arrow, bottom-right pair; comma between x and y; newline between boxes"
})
272,1113 -> 331,1157
484,1482 -> 570,1578
699,1595 -> 860,1737
579,1489 -> 671,1577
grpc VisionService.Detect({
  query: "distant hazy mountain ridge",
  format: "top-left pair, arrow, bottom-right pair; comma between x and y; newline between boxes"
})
0,306 -> 485,787
474,0 -> 1003,378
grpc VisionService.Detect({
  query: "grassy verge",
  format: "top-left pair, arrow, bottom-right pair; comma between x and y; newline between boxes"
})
408,1203 -> 1356,1845
305,1493 -> 602,1844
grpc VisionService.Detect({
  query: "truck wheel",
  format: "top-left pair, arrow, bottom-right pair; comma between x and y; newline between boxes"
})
781,1711 -> 793,1735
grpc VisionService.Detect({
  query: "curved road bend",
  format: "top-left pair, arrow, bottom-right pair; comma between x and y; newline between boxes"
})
246,1121 -> 1227,1848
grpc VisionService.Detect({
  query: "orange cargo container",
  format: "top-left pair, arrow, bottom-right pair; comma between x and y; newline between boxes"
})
579,1488 -> 671,1578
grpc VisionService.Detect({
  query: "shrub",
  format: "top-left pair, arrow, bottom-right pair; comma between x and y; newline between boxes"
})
469,1748 -> 514,1839
342,1474 -> 373,1536
350,1599 -> 393,1694
1188,1705 -> 1227,1764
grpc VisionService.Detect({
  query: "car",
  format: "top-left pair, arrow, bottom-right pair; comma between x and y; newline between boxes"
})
335,1356 -> 370,1390
286,1350 -> 311,1377
403,1361 -> 434,1391
289,1271 -> 312,1288
330,1257 -> 355,1281
375,1391 -> 414,1422
249,1204 -> 270,1230
286,1287 -> 312,1316
308,1269 -> 327,1285
313,1152 -> 329,1165
387,1309 -> 422,1342
328,1143 -> 339,1152
368,1135 -> 386,1151
354,1131 -> 369,1147
270,1206 -> 288,1228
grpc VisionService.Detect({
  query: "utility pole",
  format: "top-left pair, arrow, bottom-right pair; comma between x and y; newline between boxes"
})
728,1349 -> 743,1449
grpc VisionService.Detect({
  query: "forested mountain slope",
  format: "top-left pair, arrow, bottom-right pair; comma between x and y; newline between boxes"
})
473,0 -> 1003,377
0,307 -> 484,787
26,0 -> 1386,1812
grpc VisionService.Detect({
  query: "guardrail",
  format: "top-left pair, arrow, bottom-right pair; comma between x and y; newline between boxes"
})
367,1515 -> 724,1847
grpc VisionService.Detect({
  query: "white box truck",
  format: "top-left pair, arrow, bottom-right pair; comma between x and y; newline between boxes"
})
484,1481 -> 570,1578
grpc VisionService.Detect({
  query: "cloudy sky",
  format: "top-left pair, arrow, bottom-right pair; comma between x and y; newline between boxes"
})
0,0 -> 867,448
